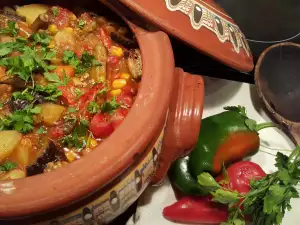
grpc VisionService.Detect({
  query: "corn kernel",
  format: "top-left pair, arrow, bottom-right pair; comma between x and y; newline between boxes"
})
112,79 -> 127,89
120,73 -> 131,80
64,27 -> 73,33
48,40 -> 55,49
48,24 -> 58,35
89,138 -> 98,149
65,151 -> 79,163
110,89 -> 122,96
110,46 -> 124,57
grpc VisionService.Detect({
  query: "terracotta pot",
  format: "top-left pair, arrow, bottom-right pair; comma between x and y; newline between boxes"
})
0,0 -> 253,224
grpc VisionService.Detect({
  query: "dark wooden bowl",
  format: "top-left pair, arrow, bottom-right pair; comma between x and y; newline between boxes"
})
255,42 -> 300,145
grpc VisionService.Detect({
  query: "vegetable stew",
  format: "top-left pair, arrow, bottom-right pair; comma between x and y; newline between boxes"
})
0,4 -> 142,180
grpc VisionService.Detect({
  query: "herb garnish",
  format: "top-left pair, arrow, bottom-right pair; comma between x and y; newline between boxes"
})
31,32 -> 52,47
0,105 -> 41,133
78,20 -> 86,29
0,21 -> 19,37
101,97 -> 120,114
63,50 -> 101,74
198,147 -> 300,225
87,102 -> 100,114
60,119 -> 89,149
52,7 -> 59,17
0,161 -> 17,172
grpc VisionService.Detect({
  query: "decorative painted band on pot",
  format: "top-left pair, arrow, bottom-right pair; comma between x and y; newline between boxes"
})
35,127 -> 166,225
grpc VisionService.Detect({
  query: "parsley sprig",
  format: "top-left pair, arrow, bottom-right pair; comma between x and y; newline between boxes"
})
0,21 -> 19,37
0,105 -> 41,133
198,147 -> 300,225
63,50 -> 101,74
0,161 -> 17,172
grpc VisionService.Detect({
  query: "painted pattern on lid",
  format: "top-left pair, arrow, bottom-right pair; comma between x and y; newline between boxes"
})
118,0 -> 254,72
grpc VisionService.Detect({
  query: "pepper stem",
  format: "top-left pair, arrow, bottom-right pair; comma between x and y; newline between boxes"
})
255,122 -> 277,131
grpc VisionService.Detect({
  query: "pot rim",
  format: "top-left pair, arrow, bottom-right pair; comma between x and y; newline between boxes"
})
0,19 -> 175,218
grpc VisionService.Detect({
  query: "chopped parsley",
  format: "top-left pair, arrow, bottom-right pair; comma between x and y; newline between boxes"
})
34,84 -> 62,102
63,50 -> 101,74
0,45 -> 56,81
0,105 -> 41,133
67,107 -> 78,113
44,72 -> 70,86
36,126 -> 46,134
101,97 -> 120,114
97,87 -> 107,96
31,32 -> 52,47
87,102 -> 100,114
12,89 -> 34,101
0,21 -> 19,37
78,20 -> 86,29
0,161 -> 17,172
0,38 -> 27,57
52,7 -> 59,17
60,119 -> 89,149
73,88 -> 84,99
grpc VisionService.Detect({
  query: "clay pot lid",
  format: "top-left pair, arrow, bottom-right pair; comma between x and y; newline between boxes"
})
111,0 -> 254,72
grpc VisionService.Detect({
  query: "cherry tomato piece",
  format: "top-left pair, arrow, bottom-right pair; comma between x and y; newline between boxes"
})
111,108 -> 129,129
116,94 -> 133,108
90,114 -> 114,139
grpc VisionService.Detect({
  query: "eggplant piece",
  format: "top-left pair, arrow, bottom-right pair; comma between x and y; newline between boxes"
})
26,141 -> 66,176
126,49 -> 142,80
0,8 -> 26,23
111,32 -> 138,49
30,13 -> 50,33
9,93 -> 45,111
0,76 -> 32,89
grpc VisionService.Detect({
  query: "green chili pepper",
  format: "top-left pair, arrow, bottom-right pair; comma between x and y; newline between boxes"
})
168,106 -> 275,196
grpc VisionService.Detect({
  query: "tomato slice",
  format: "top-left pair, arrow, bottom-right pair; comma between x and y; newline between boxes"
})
90,113 -> 114,139
78,83 -> 105,111
116,94 -> 133,108
111,108 -> 129,129
58,85 -> 79,106
48,126 -> 64,139
97,27 -> 112,49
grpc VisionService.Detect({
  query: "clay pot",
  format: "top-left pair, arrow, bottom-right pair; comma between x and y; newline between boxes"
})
0,0 -> 253,224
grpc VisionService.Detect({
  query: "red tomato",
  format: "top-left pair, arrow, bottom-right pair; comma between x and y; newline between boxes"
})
107,56 -> 119,65
48,126 -> 64,139
52,7 -> 72,29
90,114 -> 114,139
111,108 -> 129,129
54,65 -> 75,78
58,85 -> 78,106
216,161 -> 266,194
122,85 -> 137,97
116,94 -> 133,108
78,83 -> 105,111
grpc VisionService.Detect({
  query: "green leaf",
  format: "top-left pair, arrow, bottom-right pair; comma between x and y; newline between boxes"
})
35,84 -> 62,102
224,105 -> 247,117
277,169 -> 292,185
44,72 -> 62,84
0,161 -> 17,172
12,90 -> 34,101
101,97 -> 120,114
211,189 -> 240,204
197,172 -> 221,192
97,87 -> 107,96
0,21 -> 19,37
52,7 -> 59,17
78,20 -> 86,29
87,102 -> 100,114
31,32 -> 52,46
244,119 -> 257,132
68,107 -> 77,113
275,152 -> 289,170
36,126 -> 46,134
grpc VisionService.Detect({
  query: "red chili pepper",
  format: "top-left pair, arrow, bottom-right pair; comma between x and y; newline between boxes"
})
78,83 -> 105,111
58,85 -> 79,106
163,196 -> 228,224
97,27 -> 112,49
217,161 -> 266,194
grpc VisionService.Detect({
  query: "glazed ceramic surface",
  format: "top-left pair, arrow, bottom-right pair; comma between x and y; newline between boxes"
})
114,0 -> 254,72
126,78 -> 300,225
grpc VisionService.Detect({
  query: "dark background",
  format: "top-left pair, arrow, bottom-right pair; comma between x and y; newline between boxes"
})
111,1 -> 300,224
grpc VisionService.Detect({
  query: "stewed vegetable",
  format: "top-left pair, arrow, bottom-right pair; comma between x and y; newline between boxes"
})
0,4 -> 142,180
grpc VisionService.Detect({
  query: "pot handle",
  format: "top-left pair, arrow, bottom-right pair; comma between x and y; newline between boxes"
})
151,68 -> 205,185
